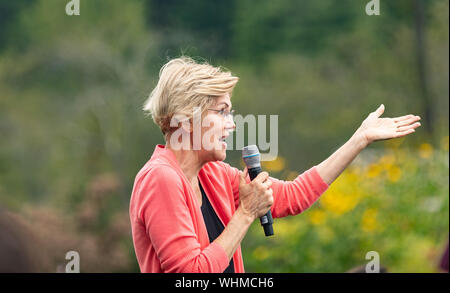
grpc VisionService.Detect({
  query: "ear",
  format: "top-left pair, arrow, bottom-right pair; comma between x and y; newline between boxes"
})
171,114 -> 192,133
180,119 -> 192,133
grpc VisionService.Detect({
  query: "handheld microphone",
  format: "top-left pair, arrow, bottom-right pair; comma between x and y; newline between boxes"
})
242,145 -> 274,237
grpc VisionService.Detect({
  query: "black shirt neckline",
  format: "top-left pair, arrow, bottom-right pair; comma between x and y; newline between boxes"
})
199,180 -> 235,273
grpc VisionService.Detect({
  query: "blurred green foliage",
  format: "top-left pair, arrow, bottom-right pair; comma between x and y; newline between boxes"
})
0,0 -> 448,272
247,141 -> 449,272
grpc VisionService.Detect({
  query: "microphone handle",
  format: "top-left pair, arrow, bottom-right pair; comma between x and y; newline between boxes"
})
248,166 -> 274,236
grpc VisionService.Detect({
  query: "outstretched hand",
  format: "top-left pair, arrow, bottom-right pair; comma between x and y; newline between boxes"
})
356,104 -> 421,146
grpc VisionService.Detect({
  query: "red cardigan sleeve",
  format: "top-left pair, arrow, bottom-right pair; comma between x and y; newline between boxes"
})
268,166 -> 329,218
137,165 -> 229,273
226,164 -> 329,218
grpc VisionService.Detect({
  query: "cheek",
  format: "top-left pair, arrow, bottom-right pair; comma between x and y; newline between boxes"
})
202,116 -> 223,136
200,116 -> 225,153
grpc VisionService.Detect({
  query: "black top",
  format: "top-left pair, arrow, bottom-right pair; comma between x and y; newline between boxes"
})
199,181 -> 235,273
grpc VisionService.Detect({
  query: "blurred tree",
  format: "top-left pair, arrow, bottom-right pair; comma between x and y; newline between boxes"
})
0,0 -> 34,52
0,0 -> 447,273
413,0 -> 434,137
147,0 -> 236,58
232,0 -> 376,64
0,0 -> 160,207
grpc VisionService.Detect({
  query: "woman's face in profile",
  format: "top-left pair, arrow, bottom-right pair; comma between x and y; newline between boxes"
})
199,93 -> 235,162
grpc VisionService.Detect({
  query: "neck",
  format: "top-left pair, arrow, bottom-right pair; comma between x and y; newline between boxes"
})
166,143 -> 205,185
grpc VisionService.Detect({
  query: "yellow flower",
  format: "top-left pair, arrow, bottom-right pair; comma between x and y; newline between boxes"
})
274,218 -> 304,241
321,169 -> 362,215
441,136 -> 449,152
262,156 -> 286,172
348,165 -> 362,175
418,143 -> 433,159
378,154 -> 396,170
361,209 -> 379,232
320,168 -> 364,216
321,191 -> 360,216
252,246 -> 270,261
308,209 -> 326,225
387,166 -> 402,182
345,168 -> 360,183
275,219 -> 293,236
366,163 -> 382,178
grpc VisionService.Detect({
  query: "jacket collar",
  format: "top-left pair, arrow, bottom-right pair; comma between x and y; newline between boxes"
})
151,144 -> 180,169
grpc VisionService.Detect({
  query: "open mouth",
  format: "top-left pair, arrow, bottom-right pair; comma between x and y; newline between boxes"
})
218,135 -> 228,148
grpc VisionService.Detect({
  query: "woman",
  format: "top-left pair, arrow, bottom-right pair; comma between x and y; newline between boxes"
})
129,57 -> 421,273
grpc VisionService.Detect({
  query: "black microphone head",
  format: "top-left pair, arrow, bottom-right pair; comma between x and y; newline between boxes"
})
242,145 -> 261,169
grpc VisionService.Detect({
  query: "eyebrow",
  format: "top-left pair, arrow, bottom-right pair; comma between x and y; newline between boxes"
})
216,102 -> 231,109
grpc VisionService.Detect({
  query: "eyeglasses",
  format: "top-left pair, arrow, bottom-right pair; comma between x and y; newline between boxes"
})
207,109 -> 235,120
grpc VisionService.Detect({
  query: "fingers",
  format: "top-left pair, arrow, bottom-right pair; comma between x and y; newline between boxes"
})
261,178 -> 273,189
395,115 -> 421,127
393,115 -> 412,122
393,114 -> 420,123
395,121 -> 421,138
243,167 -> 248,178
253,171 -> 269,184
265,189 -> 274,208
395,128 -> 416,138
239,167 -> 248,185
391,114 -> 421,138
258,187 -> 273,214
397,121 -> 421,132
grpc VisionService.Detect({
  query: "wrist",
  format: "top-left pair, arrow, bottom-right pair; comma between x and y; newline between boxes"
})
352,130 -> 370,150
235,206 -> 255,225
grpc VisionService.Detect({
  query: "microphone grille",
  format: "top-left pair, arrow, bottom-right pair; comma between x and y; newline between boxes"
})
242,145 -> 261,168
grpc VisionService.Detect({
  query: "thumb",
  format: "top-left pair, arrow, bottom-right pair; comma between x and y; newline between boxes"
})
240,167 -> 248,185
374,104 -> 385,117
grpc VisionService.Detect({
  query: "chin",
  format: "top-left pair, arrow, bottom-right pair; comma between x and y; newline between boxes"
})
215,151 -> 226,161
207,141 -> 227,161
212,148 -> 227,162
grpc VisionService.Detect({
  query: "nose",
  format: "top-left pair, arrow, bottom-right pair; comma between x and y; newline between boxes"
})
225,117 -> 236,131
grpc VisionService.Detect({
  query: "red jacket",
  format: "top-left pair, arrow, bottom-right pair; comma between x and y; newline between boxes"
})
129,145 -> 329,273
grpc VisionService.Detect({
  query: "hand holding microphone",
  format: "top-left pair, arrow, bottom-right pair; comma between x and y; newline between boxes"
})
240,145 -> 274,236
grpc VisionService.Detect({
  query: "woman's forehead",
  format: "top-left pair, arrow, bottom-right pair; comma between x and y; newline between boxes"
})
214,94 -> 232,108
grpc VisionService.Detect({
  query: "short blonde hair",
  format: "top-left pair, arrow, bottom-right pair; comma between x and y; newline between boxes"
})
143,57 -> 239,136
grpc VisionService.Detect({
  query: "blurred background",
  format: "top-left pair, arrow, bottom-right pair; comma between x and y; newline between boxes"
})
0,0 -> 448,272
